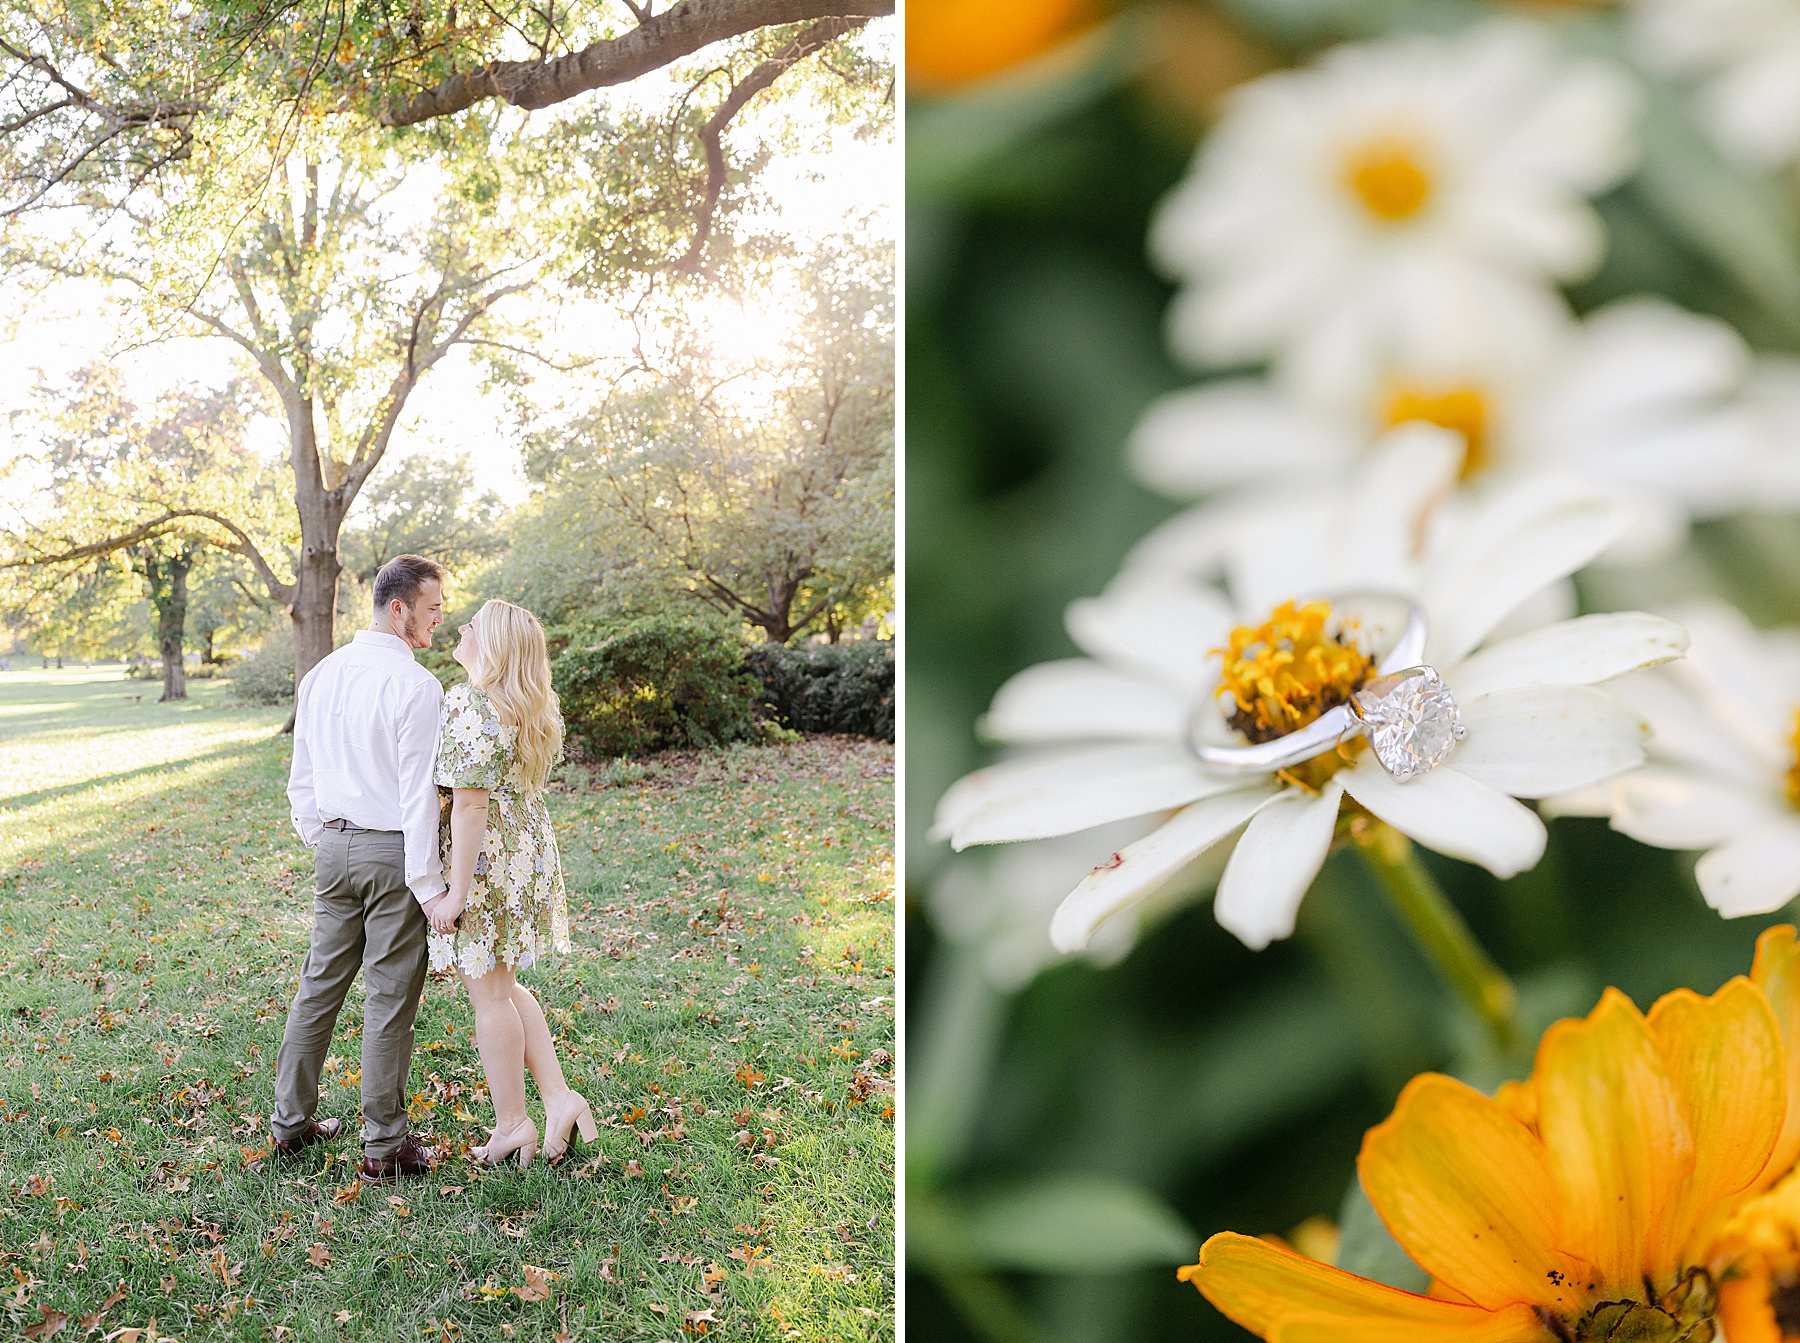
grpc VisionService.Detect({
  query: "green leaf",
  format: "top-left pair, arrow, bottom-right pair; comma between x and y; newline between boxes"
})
907,18 -> 1151,200
1334,1175 -> 1429,1293
1631,79 -> 1800,343
956,1174 -> 1199,1272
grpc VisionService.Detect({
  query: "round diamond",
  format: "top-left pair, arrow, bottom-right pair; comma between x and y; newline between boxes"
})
1353,668 -> 1464,782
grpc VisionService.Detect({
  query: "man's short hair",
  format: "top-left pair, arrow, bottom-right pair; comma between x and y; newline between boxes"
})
372,554 -> 449,612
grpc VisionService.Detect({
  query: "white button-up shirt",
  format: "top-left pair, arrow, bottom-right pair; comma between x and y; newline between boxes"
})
288,629 -> 448,905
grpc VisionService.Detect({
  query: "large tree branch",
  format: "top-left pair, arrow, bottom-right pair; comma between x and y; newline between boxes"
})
336,277 -> 534,503
377,0 -> 892,125
3,509 -> 296,608
670,15 -> 867,274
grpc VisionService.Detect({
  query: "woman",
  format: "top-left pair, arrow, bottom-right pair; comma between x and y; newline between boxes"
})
426,598 -> 595,1167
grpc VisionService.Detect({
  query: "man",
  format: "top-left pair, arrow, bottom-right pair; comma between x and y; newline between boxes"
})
274,553 -> 452,1181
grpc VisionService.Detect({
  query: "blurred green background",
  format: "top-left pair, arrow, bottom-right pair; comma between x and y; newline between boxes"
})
905,2 -> 1800,1339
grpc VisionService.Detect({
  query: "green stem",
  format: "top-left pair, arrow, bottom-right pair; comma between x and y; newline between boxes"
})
933,1268 -> 1042,1343
1352,820 -> 1517,1051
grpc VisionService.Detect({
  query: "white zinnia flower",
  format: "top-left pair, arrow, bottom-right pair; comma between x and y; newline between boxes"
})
1629,0 -> 1800,169
1151,19 -> 1639,405
1131,296 -> 1760,566
931,427 -> 1684,953
1550,600 -> 1800,916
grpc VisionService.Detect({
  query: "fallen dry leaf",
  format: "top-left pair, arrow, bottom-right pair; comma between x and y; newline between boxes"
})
331,1178 -> 361,1205
516,1264 -> 554,1303
683,1307 -> 718,1335
73,1281 -> 126,1331
308,1244 -> 331,1268
21,1306 -> 68,1339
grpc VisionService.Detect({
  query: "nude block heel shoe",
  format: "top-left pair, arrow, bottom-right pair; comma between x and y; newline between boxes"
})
545,1095 -> 598,1165
473,1122 -> 538,1169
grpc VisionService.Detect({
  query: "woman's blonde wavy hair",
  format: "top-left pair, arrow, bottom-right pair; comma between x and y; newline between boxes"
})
466,599 -> 564,791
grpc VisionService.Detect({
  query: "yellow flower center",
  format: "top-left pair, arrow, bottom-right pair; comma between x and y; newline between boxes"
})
1382,383 -> 1491,479
1787,709 -> 1800,811
1342,137 -> 1433,222
1215,599 -> 1374,746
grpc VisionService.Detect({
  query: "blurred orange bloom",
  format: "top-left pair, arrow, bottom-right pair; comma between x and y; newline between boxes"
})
907,0 -> 1102,94
1182,925 -> 1800,1342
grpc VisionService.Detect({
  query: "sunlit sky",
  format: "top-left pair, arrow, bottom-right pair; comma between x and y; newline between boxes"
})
0,22 -> 894,514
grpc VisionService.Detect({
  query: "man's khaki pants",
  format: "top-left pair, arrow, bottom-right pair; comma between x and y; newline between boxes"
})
272,828 -> 428,1159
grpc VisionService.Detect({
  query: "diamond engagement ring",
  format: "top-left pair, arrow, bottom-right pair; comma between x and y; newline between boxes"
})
1190,594 -> 1466,783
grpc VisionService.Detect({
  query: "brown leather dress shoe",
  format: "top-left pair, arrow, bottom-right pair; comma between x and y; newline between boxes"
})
359,1134 -> 433,1182
273,1116 -> 344,1156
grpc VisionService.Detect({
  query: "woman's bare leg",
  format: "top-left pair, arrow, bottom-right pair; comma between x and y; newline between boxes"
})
510,981 -> 574,1108
459,964 -> 535,1158
509,980 -> 595,1158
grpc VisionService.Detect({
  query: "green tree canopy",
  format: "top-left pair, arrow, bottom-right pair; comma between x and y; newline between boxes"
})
0,362 -> 287,697
496,235 -> 893,642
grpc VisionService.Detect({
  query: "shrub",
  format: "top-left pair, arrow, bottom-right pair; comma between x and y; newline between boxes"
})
743,640 -> 894,741
552,615 -> 759,758
229,627 -> 296,705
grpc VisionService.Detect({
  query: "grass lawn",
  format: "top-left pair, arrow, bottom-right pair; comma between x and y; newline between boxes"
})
0,667 -> 895,1342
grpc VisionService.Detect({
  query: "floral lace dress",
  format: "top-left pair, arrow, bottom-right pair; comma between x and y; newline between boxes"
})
427,683 -> 571,977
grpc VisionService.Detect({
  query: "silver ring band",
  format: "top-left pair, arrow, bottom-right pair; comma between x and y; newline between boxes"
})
1190,594 -> 1428,773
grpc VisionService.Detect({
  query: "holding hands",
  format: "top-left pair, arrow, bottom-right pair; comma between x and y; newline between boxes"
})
426,888 -> 466,936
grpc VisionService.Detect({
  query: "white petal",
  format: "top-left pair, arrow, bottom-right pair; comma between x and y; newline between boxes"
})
1609,668 -> 1769,787
1670,600 -> 1799,769
933,745 -> 1188,840
1540,781 -> 1615,819
1223,499 -> 1335,620
1334,423 -> 1463,594
1451,685 -> 1649,798
1447,613 -> 1689,700
1049,787 -> 1279,951
982,661 -> 1185,744
1127,380 -> 1353,497
1695,819 -> 1800,918
1340,761 -> 1547,877
1214,781 -> 1345,949
1065,583 -> 1235,693
1612,766 -> 1778,851
1123,489 -> 1299,581
1423,495 -> 1631,665
949,749 -> 1242,849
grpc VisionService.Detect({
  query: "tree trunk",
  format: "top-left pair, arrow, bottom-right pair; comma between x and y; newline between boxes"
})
140,548 -> 196,702
203,629 -> 216,663
285,548 -> 342,731
280,385 -> 349,733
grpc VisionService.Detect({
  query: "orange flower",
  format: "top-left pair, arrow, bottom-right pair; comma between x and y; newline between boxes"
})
1182,925 -> 1800,1342
907,0 -> 1102,94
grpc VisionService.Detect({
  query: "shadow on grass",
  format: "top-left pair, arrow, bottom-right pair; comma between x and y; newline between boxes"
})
0,737 -> 271,816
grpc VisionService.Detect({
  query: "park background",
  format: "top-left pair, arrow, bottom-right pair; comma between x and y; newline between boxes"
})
907,1 -> 1800,1342
0,3 -> 895,1340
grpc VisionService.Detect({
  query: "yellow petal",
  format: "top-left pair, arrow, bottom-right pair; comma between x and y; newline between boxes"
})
1182,1232 -> 1541,1343
1492,1078 -> 1537,1134
1751,924 -> 1800,1187
1273,1306 -> 1549,1343
1358,1073 -> 1591,1313
1645,977 -> 1785,1274
1535,987 -> 1694,1291
1716,1263 -> 1781,1343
